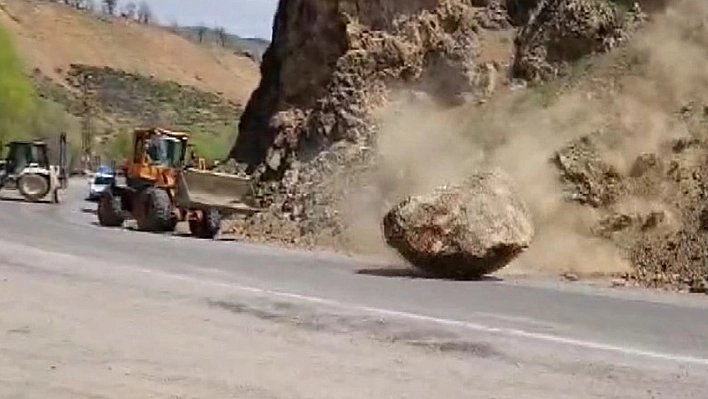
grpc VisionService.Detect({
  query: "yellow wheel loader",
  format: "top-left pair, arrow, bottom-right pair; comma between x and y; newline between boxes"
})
96,127 -> 259,239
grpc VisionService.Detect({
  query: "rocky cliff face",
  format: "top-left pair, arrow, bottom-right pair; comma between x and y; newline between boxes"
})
222,0 -> 708,293
224,0 -> 668,269
231,0 -> 497,176
231,0 -> 652,176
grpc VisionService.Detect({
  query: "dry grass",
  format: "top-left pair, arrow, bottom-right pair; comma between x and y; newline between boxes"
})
0,0 -> 260,105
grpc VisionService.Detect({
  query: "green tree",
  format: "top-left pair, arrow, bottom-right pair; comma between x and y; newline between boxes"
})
137,1 -> 152,24
0,25 -> 36,142
214,26 -> 227,47
196,25 -> 207,43
103,0 -> 117,15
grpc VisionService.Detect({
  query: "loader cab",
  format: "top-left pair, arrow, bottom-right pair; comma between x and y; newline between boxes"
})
125,128 -> 190,188
142,135 -> 185,168
132,129 -> 188,167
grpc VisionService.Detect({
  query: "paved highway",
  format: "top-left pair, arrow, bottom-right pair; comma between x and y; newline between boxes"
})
0,179 -> 707,398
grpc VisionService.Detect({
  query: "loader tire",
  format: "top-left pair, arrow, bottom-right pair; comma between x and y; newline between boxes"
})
18,174 -> 49,202
136,187 -> 175,232
98,191 -> 124,227
190,208 -> 221,239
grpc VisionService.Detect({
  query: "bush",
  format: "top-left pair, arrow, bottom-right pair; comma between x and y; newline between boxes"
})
189,124 -> 237,161
105,130 -> 133,162
0,24 -> 36,142
0,25 -> 79,164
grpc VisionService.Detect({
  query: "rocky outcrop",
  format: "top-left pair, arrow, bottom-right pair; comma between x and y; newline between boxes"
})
382,169 -> 535,279
552,134 -> 624,207
230,0 -> 495,176
231,0 -> 654,177
512,0 -> 644,82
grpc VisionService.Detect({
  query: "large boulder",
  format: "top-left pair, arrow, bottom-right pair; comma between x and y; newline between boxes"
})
382,168 -> 535,279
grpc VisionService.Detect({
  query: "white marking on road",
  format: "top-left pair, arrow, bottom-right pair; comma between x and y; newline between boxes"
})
133,266 -> 708,367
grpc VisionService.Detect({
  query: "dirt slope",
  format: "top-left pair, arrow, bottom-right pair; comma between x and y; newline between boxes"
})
0,0 -> 260,105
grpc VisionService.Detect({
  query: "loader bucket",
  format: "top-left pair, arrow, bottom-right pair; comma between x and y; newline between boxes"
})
176,168 -> 260,215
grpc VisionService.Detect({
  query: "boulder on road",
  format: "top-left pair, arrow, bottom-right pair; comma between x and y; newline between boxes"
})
382,168 -> 535,279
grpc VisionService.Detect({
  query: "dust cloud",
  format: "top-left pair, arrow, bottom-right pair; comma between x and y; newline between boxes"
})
338,0 -> 708,276
338,94 -> 483,259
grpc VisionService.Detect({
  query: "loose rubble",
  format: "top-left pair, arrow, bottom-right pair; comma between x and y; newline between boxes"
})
512,0 -> 646,82
551,106 -> 708,292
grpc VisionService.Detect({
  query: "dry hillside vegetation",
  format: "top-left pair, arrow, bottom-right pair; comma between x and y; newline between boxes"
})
0,0 -> 260,105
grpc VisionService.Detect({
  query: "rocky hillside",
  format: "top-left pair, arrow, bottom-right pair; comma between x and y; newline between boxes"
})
232,0 -> 502,173
226,0 -> 708,292
231,0 -> 641,173
227,0 -> 641,234
0,0 -> 261,159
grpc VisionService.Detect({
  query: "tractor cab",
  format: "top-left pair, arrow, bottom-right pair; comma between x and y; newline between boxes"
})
0,134 -> 68,203
0,141 -> 50,176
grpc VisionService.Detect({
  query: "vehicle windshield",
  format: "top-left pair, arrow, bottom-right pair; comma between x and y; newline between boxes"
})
146,136 -> 183,167
96,166 -> 114,175
7,143 -> 48,171
93,176 -> 113,185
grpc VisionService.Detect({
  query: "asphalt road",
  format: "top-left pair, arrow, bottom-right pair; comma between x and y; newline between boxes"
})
1,179 -> 707,397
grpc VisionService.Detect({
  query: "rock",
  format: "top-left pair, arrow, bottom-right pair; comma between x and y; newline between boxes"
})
382,168 -> 535,279
611,278 -> 628,287
266,148 -> 284,171
689,279 -> 708,294
629,153 -> 661,178
552,134 -> 624,207
512,0 -> 632,82
238,49 -> 261,63
671,137 -> 700,154
505,0 -> 542,25
640,211 -> 665,231
474,0 -> 514,30
562,273 -> 580,282
595,213 -> 634,235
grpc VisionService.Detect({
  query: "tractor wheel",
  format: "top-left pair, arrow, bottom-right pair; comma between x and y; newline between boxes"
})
189,208 -> 221,239
136,187 -> 175,232
18,174 -> 50,202
97,190 -> 125,227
